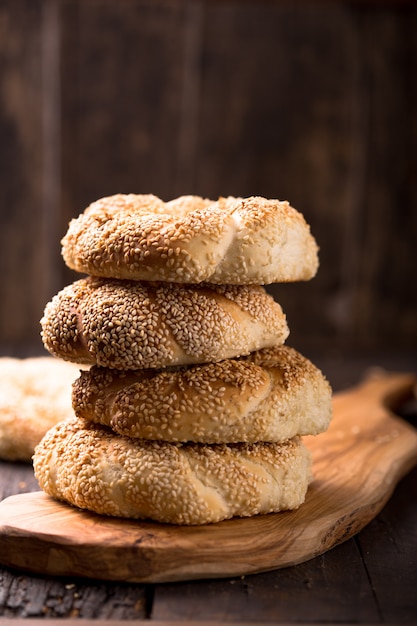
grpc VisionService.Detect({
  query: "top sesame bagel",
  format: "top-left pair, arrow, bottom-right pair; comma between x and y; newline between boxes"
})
61,194 -> 319,284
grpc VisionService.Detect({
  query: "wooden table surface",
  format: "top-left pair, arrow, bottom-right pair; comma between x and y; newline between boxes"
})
1,353 -> 416,625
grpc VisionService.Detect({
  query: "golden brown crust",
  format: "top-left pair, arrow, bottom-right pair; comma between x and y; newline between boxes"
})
73,345 -> 332,443
33,417 -> 312,524
0,357 -> 83,462
61,194 -> 319,284
40,277 -> 289,370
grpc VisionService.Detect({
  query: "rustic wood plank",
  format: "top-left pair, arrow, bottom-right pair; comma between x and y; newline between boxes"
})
356,465 -> 417,623
152,540 -> 379,623
197,2 -> 357,351
59,0 -> 188,213
0,567 -> 149,619
351,7 -> 417,352
1,0 -> 416,358
0,0 -> 46,354
56,0 -> 417,358
195,2 -> 416,356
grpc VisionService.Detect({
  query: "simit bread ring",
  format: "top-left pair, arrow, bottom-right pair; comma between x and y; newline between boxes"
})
33,417 -> 312,525
40,277 -> 289,370
72,345 -> 332,443
0,357 -> 83,462
61,194 -> 319,284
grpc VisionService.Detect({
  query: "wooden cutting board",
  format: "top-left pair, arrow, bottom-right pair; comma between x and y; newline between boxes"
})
0,370 -> 416,583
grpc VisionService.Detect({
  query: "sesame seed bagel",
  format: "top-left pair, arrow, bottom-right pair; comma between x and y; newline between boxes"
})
33,417 -> 312,524
72,345 -> 332,444
40,277 -> 289,370
0,357 -> 83,462
61,194 -> 319,284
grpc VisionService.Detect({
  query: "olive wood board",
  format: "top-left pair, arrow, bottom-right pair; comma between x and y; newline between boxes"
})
1,370 -> 417,583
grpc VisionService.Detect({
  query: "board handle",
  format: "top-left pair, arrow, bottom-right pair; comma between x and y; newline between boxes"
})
344,369 -> 417,421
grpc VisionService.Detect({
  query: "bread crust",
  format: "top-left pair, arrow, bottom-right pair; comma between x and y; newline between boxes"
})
61,194 -> 319,285
33,417 -> 312,524
0,357 -> 82,461
73,345 -> 332,443
41,277 -> 289,370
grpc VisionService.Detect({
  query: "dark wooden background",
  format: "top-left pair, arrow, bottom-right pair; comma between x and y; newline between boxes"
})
1,3 -> 417,620
1,0 -> 416,365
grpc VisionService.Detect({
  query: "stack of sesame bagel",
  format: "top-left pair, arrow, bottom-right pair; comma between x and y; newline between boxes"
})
34,194 -> 332,525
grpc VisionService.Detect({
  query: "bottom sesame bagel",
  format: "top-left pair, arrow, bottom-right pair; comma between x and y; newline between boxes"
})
33,417 -> 312,525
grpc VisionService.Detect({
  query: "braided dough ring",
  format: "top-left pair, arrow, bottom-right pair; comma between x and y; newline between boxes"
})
73,345 -> 332,444
33,417 -> 312,524
61,194 -> 319,284
0,357 -> 82,462
41,277 -> 289,370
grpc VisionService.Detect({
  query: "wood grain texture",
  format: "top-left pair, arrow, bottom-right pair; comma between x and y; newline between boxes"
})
0,371 -> 416,584
60,0 -> 188,209
351,7 -> 417,351
356,429 -> 417,624
0,550 -> 385,623
0,0 -> 45,350
152,540 -> 380,623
